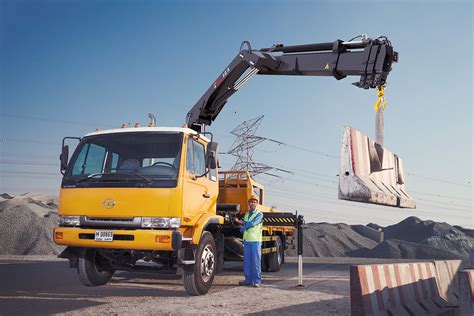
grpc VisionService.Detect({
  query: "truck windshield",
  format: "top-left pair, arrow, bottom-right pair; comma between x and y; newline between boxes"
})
66,132 -> 183,181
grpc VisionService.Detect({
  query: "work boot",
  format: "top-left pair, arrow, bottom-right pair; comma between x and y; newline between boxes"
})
238,280 -> 250,286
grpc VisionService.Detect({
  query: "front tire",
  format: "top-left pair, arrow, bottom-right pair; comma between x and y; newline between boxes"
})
77,248 -> 115,286
183,232 -> 216,296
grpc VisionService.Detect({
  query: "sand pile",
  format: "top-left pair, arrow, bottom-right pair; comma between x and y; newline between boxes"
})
285,222 -> 377,257
0,193 -> 64,255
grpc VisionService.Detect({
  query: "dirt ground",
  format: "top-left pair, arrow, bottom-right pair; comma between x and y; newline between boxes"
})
0,256 -> 361,315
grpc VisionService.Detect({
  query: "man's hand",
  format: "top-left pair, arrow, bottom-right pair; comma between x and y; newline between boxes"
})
234,218 -> 243,225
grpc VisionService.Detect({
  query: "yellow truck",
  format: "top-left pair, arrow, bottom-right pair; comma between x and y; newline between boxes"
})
54,36 -> 397,295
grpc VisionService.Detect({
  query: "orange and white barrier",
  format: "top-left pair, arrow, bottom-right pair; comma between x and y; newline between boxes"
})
432,260 -> 463,306
339,126 -> 416,209
350,262 -> 456,315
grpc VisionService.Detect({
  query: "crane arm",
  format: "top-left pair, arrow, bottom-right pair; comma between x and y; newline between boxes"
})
187,36 -> 398,132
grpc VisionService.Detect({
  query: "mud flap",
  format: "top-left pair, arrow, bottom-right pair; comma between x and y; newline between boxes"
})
215,233 -> 225,274
58,246 -> 81,268
338,126 -> 416,209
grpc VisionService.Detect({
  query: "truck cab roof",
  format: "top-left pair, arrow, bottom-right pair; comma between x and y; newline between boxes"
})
84,126 -> 211,142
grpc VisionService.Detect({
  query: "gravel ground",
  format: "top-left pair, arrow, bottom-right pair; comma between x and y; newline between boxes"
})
0,257 -> 352,315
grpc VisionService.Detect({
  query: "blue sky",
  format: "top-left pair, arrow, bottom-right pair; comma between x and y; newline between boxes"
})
1,0 -> 472,227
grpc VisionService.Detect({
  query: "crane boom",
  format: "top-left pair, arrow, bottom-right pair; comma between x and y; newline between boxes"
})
186,36 -> 398,132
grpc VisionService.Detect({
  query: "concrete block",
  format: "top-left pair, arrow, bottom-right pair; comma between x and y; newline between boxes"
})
351,262 -> 456,315
351,224 -> 384,243
459,269 -> 474,315
338,126 -> 416,209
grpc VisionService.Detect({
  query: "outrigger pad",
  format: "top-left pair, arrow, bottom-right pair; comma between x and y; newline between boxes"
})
338,126 -> 416,209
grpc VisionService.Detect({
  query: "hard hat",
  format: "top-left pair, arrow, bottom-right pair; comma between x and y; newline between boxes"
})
248,195 -> 259,203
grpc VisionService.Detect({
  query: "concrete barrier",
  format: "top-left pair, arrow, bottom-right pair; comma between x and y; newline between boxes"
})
432,260 -> 463,306
351,225 -> 384,243
469,249 -> 474,268
459,269 -> 474,315
351,262 -> 456,315
339,126 -> 416,209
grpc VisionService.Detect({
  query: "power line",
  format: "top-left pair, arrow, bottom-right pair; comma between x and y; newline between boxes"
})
0,113 -> 110,128
256,158 -> 472,204
407,173 -> 472,188
0,160 -> 58,166
410,189 -> 472,203
1,137 -> 58,145
265,177 -> 472,210
266,188 -> 472,216
249,132 -> 471,190
283,143 -> 339,160
0,152 -> 58,159
0,171 -> 60,176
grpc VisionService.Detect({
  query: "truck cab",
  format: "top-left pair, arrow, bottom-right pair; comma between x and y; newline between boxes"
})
55,126 -> 223,295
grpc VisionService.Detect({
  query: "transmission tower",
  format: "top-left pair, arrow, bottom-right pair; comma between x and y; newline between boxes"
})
227,115 -> 287,177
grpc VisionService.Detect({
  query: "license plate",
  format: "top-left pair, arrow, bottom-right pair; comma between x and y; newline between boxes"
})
95,230 -> 113,242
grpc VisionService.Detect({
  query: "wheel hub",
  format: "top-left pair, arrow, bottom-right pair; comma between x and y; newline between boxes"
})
201,245 -> 215,282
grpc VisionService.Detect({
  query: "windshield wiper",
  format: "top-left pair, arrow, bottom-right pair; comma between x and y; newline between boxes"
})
77,173 -> 107,184
76,172 -> 153,186
109,172 -> 153,185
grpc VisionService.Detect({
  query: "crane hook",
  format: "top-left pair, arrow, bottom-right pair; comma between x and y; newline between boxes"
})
374,86 -> 387,112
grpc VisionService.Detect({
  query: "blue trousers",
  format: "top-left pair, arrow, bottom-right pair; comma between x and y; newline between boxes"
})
243,241 -> 261,285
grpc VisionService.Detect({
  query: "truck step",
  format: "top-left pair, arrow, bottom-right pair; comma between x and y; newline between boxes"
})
180,260 -> 195,265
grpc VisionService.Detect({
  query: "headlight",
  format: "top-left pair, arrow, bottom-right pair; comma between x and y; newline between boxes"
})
59,216 -> 80,227
141,217 -> 181,229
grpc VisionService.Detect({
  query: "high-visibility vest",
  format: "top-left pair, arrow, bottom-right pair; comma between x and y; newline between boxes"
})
243,210 -> 263,242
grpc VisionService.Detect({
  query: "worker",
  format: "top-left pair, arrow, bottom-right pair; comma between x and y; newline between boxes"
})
234,195 -> 263,287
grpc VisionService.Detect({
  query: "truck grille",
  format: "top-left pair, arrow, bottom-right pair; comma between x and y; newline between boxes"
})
79,216 -> 142,228
88,217 -> 134,222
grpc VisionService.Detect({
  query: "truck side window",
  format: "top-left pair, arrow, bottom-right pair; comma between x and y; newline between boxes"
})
193,140 -> 206,176
186,138 -> 206,176
186,138 -> 194,174
110,153 -> 119,173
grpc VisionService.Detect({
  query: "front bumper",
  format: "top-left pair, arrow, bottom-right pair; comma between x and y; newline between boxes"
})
53,227 -> 182,251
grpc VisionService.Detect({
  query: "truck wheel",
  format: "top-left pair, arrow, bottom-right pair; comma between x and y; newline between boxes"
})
77,248 -> 115,286
261,251 -> 269,272
183,231 -> 216,295
268,235 -> 283,272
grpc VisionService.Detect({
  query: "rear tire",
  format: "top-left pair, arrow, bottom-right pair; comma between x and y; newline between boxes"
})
268,235 -> 283,272
261,250 -> 270,272
183,232 -> 216,295
77,248 -> 115,286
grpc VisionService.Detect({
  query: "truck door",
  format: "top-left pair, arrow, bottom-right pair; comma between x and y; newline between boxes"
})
182,137 -> 212,220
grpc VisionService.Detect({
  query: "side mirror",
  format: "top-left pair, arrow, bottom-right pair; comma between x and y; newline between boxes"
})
60,145 -> 69,174
206,142 -> 219,170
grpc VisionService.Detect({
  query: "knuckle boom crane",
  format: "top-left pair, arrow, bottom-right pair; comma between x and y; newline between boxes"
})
55,35 -> 408,297
187,35 -> 398,132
